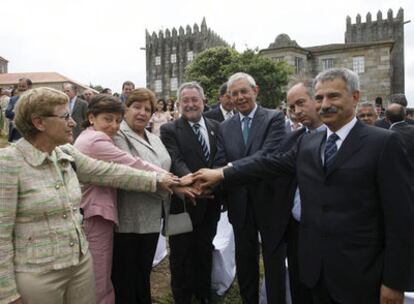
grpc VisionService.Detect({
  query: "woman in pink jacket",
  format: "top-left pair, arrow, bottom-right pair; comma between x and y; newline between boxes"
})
74,95 -> 193,304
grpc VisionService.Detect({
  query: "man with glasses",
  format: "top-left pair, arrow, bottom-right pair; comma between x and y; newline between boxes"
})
160,82 -> 220,304
213,72 -> 287,304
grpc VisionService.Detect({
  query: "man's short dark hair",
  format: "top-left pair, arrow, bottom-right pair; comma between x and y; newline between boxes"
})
19,78 -> 32,87
390,93 -> 408,107
122,81 -> 135,90
219,83 -> 228,97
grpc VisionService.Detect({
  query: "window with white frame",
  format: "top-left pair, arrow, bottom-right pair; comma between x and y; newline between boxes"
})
187,51 -> 194,62
170,78 -> 178,91
295,57 -> 304,74
155,80 -> 162,93
155,56 -> 161,66
171,54 -> 177,63
321,58 -> 334,70
353,56 -> 365,74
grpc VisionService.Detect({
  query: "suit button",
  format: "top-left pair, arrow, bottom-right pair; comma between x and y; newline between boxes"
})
55,183 -> 61,189
62,213 -> 67,219
69,241 -> 74,247
72,207 -> 77,212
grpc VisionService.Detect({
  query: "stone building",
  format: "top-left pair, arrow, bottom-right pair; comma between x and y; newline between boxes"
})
0,57 -> 8,74
145,18 -> 229,99
260,8 -> 407,104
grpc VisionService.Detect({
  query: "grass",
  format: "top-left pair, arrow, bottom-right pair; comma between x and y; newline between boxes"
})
151,252 -> 265,304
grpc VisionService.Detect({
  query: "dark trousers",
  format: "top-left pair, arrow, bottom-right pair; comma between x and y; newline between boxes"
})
169,211 -> 218,304
233,206 -> 287,304
311,273 -> 341,304
112,232 -> 159,304
286,217 -> 313,304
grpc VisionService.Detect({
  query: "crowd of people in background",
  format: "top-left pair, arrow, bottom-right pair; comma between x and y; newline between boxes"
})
1,68 -> 414,304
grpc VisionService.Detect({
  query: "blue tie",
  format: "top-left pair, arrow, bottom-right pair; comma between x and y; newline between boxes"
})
324,133 -> 339,169
242,116 -> 251,144
193,123 -> 210,161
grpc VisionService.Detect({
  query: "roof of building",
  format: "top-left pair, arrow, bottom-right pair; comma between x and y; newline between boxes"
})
261,39 -> 394,55
0,72 -> 94,91
0,56 -> 8,63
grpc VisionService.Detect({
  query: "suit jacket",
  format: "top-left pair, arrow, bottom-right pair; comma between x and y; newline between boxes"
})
5,96 -> 22,141
71,97 -> 88,140
225,121 -> 414,302
390,121 -> 414,166
214,106 -> 287,230
113,121 -> 172,234
204,107 -> 225,122
160,116 -> 220,225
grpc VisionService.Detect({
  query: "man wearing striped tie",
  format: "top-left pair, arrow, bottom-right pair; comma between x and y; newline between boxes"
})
160,81 -> 221,304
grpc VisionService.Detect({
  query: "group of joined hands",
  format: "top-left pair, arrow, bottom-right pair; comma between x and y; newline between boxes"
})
157,168 -> 225,203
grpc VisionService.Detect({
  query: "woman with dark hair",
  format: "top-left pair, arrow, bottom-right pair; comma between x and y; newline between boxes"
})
74,94 -> 193,304
149,99 -> 172,136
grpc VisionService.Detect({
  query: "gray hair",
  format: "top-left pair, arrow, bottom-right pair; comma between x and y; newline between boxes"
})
356,101 -> 376,113
227,72 -> 256,89
177,81 -> 205,101
287,74 -> 314,98
313,68 -> 360,94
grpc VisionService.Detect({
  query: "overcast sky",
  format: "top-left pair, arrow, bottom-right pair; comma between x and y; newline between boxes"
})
1,0 -> 413,104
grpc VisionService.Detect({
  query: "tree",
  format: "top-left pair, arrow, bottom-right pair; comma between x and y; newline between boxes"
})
185,47 -> 293,108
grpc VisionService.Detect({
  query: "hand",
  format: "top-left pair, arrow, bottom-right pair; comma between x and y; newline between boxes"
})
192,168 -> 224,191
172,185 -> 200,205
179,173 -> 194,186
380,284 -> 404,304
157,173 -> 180,193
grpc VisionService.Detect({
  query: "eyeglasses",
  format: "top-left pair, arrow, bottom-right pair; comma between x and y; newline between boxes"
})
43,112 -> 72,121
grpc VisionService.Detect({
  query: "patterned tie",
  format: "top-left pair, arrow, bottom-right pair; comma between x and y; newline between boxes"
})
193,123 -> 210,160
324,133 -> 339,169
242,116 -> 251,144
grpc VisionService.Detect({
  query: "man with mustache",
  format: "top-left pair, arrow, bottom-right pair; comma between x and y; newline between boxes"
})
194,68 -> 414,304
160,82 -> 220,304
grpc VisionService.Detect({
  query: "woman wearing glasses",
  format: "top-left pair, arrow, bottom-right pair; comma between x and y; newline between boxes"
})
0,87 -> 178,304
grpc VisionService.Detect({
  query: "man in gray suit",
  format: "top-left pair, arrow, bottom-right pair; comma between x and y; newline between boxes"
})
63,83 -> 88,140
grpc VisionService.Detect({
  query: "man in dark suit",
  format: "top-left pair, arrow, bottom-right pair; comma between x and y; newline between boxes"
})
194,68 -> 414,304
281,76 -> 325,304
204,83 -> 235,122
160,82 -> 220,304
386,103 -> 414,166
5,77 -> 32,142
374,93 -> 414,129
214,72 -> 286,303
63,83 -> 88,140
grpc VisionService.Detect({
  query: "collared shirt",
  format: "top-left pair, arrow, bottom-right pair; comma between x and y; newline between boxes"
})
239,103 -> 258,132
188,117 -> 211,152
292,124 -> 327,221
326,116 -> 358,151
220,104 -> 234,120
389,120 -> 405,130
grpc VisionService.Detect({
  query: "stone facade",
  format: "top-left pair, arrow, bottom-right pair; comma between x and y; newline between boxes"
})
260,8 -> 406,104
145,18 -> 229,99
0,57 -> 8,74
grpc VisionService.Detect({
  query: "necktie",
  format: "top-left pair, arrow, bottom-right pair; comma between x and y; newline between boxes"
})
242,116 -> 251,144
193,123 -> 210,160
324,133 -> 339,169
225,111 -> 233,120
